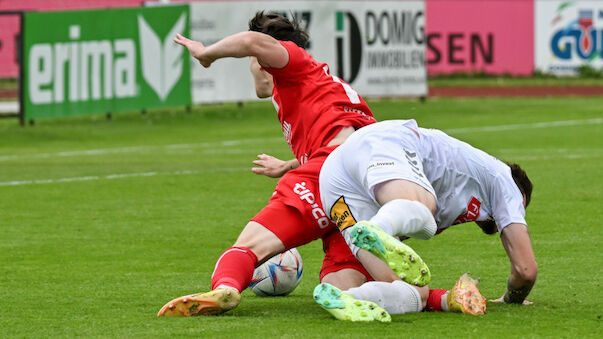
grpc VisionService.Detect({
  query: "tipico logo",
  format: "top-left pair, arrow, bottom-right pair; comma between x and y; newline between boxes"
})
550,4 -> 603,60
28,12 -> 186,104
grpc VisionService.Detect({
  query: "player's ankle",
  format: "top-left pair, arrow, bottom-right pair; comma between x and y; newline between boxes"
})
215,284 -> 239,292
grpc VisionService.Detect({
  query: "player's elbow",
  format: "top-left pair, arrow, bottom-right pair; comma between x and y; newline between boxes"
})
240,32 -> 261,55
242,32 -> 273,57
255,88 -> 271,98
255,81 -> 272,98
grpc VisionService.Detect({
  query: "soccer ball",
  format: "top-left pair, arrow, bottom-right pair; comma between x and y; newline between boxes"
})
249,248 -> 303,296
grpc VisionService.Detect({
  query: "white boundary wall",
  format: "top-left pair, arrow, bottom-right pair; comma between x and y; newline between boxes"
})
189,1 -> 427,104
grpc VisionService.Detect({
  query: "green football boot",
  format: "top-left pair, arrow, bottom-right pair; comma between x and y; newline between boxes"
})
349,221 -> 431,286
313,283 -> 391,322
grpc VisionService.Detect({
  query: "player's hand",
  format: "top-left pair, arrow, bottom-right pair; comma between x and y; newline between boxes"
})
252,154 -> 289,178
174,33 -> 213,67
489,296 -> 533,305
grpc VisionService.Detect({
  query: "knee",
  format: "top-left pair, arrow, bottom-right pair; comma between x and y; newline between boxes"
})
234,221 -> 285,263
516,264 -> 538,284
321,269 -> 367,290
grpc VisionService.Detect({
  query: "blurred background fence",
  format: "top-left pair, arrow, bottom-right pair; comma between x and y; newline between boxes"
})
1,0 -> 602,121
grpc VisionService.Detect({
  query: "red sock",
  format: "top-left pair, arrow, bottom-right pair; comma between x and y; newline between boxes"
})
426,289 -> 448,311
211,246 -> 258,292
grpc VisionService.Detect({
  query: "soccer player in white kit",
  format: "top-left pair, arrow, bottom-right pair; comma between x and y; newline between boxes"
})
314,119 -> 536,319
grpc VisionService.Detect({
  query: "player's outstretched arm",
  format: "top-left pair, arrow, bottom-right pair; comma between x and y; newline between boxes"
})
250,57 -> 273,98
174,32 -> 289,69
252,154 -> 299,178
496,223 -> 538,304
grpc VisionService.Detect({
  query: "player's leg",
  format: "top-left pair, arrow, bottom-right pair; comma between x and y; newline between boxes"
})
314,229 -> 391,322
319,127 -> 432,286
347,182 -> 436,286
313,283 -> 391,322
157,220 -> 285,317
318,274 -> 486,318
319,228 -> 371,290
159,163 -> 329,317
159,200 -> 312,316
345,281 -> 428,314
368,179 -> 437,239
314,233 -> 427,321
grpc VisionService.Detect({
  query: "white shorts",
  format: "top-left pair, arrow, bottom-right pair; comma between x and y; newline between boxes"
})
319,120 -> 436,229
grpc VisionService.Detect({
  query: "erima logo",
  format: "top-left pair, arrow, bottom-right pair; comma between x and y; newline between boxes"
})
138,13 -> 186,100
28,12 -> 186,104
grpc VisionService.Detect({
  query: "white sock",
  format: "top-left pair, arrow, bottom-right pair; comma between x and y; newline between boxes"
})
369,199 -> 437,239
345,280 -> 422,314
341,227 -> 361,256
441,292 -> 450,311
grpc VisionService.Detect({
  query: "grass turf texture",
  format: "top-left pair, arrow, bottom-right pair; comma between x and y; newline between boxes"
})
1,97 -> 601,337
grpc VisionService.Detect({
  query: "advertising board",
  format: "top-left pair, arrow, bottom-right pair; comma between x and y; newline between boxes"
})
23,5 -> 191,119
189,0 -> 427,103
426,0 -> 534,75
535,0 -> 603,75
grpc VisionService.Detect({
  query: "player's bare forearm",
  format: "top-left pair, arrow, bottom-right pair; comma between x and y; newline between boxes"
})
175,32 -> 288,69
202,32 -> 259,60
250,57 -> 273,98
499,223 -> 538,304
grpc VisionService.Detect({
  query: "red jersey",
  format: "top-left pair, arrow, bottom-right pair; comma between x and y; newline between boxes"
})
263,41 -> 376,164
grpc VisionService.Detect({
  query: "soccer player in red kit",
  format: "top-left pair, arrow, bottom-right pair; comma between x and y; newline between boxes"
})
157,12 -> 382,317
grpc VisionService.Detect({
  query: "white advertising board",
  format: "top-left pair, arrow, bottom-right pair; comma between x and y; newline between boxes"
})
535,0 -> 603,75
189,1 -> 426,104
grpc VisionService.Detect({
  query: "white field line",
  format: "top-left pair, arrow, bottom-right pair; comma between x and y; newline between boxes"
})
0,137 -> 283,162
1,118 -> 601,187
445,118 -> 603,134
0,167 -> 249,187
2,148 -> 600,188
510,153 -> 603,161
1,118 -> 600,162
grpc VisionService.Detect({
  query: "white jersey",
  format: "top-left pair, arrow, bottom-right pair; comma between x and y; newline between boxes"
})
320,119 -> 527,233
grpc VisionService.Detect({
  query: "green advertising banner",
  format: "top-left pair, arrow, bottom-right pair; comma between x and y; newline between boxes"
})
23,5 -> 191,119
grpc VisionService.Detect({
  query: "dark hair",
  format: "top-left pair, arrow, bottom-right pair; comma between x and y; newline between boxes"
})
507,163 -> 533,207
477,220 -> 498,235
248,11 -> 309,49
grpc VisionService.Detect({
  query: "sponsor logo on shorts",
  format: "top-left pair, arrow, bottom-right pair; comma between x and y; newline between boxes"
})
367,161 -> 395,170
453,196 -> 482,224
330,196 -> 357,231
293,181 -> 330,229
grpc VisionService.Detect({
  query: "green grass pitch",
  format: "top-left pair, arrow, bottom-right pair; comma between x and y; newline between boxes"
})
0,96 -> 601,337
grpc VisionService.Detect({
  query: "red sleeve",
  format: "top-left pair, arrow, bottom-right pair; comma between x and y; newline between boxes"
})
262,41 -> 309,79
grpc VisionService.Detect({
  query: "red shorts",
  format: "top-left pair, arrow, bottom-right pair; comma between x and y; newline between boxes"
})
319,228 -> 372,281
251,146 -> 371,281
